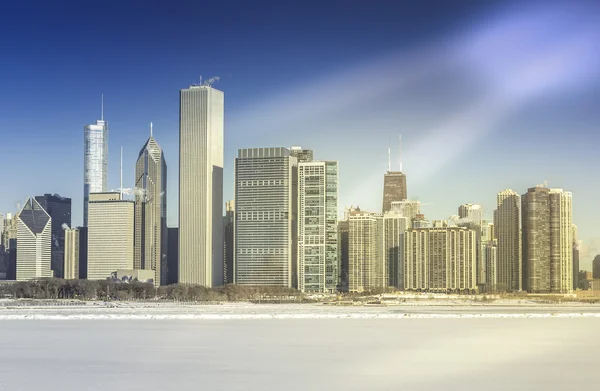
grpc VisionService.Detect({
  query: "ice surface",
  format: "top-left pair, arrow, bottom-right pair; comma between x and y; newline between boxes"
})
0,303 -> 599,390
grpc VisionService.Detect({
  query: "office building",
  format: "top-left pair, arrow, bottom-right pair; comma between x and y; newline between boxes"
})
484,239 -> 498,292
16,198 -> 52,281
593,255 -> 600,280
223,200 -> 234,285
234,147 -> 297,287
298,161 -> 338,293
382,172 -> 407,213
83,102 -> 108,226
521,187 -> 573,293
64,228 -> 79,279
390,200 -> 420,228
167,227 -> 179,285
134,129 -> 168,286
290,146 -> 313,163
2,213 -> 17,250
404,225 -> 477,292
35,194 -> 71,279
348,211 -> 384,293
87,192 -> 134,280
494,189 -> 522,291
179,84 -> 224,287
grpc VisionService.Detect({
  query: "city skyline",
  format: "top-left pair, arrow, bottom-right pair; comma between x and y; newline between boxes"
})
2,1 -> 600,269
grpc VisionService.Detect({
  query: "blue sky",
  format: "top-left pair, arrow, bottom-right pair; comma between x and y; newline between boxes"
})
1,1 -> 600,267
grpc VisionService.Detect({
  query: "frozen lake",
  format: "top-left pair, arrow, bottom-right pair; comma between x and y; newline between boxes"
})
0,314 -> 598,390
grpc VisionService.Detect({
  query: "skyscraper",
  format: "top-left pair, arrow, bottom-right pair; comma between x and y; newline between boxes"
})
382,139 -> 407,213
35,194 -> 71,279
179,84 -> 224,287
134,127 -> 168,286
494,189 -> 522,292
458,204 -> 483,226
16,198 -> 52,281
87,192 -> 134,280
457,204 -> 484,286
521,187 -> 573,293
593,255 -> 600,280
572,224 -> 579,291
383,212 -> 408,289
484,239 -> 498,292
83,99 -> 108,227
234,147 -> 297,287
390,200 -> 420,227
298,160 -> 338,293
348,211 -> 384,293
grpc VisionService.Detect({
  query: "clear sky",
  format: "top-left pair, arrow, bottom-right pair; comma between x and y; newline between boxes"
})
1,1 -> 599,267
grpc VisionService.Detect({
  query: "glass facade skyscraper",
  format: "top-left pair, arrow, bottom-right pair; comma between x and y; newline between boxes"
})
83,117 -> 108,226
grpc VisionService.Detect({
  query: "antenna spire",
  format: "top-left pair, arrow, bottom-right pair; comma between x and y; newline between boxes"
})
399,134 -> 403,172
150,122 -> 153,137
387,137 -> 391,172
101,93 -> 104,121
120,146 -> 123,199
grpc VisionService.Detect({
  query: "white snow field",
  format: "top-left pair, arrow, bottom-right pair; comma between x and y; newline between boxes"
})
1,303 -> 599,390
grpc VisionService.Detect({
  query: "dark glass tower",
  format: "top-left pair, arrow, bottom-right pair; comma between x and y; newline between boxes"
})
35,194 -> 72,279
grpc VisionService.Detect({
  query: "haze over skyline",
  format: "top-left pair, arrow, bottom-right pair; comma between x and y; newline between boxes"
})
1,0 -> 599,268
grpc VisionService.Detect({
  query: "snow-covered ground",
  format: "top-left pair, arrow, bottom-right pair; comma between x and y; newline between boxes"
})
0,316 -> 598,390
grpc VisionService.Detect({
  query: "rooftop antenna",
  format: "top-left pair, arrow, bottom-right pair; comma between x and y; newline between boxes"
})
399,134 -> 403,172
387,137 -> 391,173
101,93 -> 104,121
120,146 -> 123,199
150,122 -> 153,137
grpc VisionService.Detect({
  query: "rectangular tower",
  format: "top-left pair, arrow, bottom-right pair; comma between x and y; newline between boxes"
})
35,194 -> 71,279
64,228 -> 80,280
83,112 -> 108,227
348,211 -> 384,293
298,161 -> 338,293
87,192 -> 134,280
494,189 -> 522,292
234,147 -> 297,287
179,84 -> 224,287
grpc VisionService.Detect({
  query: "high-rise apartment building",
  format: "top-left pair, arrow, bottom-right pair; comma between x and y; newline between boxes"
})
404,225 -> 477,292
134,130 -> 168,286
234,147 -> 297,287
521,187 -> 573,293
64,228 -> 79,279
484,239 -> 498,292
83,103 -> 108,227
348,211 -> 384,293
298,161 -> 338,293
87,192 -> 134,280
223,200 -> 234,285
572,224 -> 579,291
16,198 -> 52,281
179,84 -> 224,287
494,189 -> 522,291
167,227 -> 179,285
34,194 -> 71,279
457,204 -> 485,286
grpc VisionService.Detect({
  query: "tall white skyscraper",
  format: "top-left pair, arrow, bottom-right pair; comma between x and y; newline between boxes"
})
83,98 -> 108,227
179,84 -> 224,287
134,127 -> 168,286
234,147 -> 297,287
16,198 -> 52,281
298,160 -> 338,293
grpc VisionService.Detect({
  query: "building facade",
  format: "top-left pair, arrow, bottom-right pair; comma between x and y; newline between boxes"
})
383,212 -> 408,289
348,211 -> 384,293
390,200 -> 420,228
593,255 -> 600,280
289,147 -> 314,163
179,84 -> 224,287
83,114 -> 108,227
16,198 -> 52,281
404,225 -> 477,292
297,161 -> 338,293
234,147 -> 298,287
34,194 -> 71,279
64,228 -> 79,279
494,189 -> 522,291
484,240 -> 498,292
223,200 -> 235,285
134,133 -> 168,286
87,192 -> 134,280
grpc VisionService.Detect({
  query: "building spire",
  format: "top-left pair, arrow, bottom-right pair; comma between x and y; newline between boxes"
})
399,134 -> 403,172
120,146 -> 123,199
101,93 -> 104,121
150,122 -> 153,137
